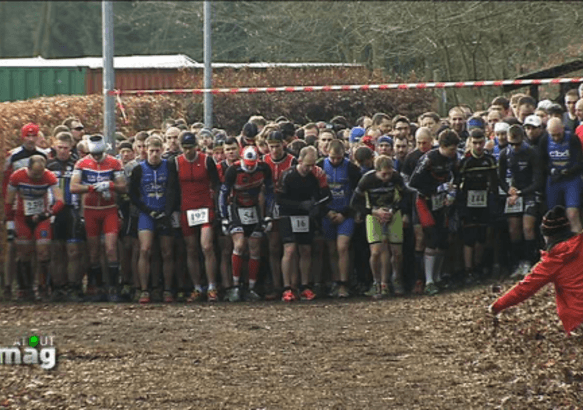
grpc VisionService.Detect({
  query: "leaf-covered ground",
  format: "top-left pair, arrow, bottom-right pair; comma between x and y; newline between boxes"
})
1,281 -> 582,409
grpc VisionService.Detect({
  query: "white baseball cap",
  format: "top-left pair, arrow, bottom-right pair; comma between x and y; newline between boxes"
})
524,115 -> 542,128
494,122 -> 510,133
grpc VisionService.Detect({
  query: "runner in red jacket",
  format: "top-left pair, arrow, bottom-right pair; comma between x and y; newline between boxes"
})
490,205 -> 583,334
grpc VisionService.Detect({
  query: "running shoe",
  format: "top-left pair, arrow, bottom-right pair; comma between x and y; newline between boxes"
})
372,284 -> 383,300
424,282 -> 439,296
264,289 -> 280,301
510,261 -> 528,280
328,282 -> 340,298
187,289 -> 204,303
207,289 -> 219,302
246,288 -> 261,301
364,284 -> 378,297
107,287 -> 122,303
66,287 -> 85,303
300,288 -> 316,301
120,284 -> 134,302
337,285 -> 349,298
50,287 -> 68,303
282,289 -> 297,302
413,280 -> 424,295
393,281 -> 405,297
225,287 -> 241,302
15,288 -> 28,302
176,291 -> 186,303
381,283 -> 390,297
163,291 -> 175,303
2,286 -> 12,302
138,291 -> 150,304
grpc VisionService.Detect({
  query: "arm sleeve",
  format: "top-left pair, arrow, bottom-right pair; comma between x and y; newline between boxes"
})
219,166 -> 236,219
129,165 -> 151,214
488,157 -> 499,195
350,175 -> 369,216
539,135 -> 550,171
409,155 -> 433,197
565,135 -> 583,177
394,175 -> 411,213
337,163 -> 361,218
165,159 -> 178,215
521,149 -> 543,196
276,171 -> 304,212
491,255 -> 558,314
263,165 -> 274,217
498,150 -> 510,194
207,156 -> 221,191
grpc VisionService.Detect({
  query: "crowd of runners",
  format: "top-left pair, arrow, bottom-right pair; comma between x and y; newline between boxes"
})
2,85 -> 583,304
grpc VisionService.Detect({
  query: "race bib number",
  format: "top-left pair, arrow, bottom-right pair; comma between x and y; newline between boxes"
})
238,207 -> 259,225
23,198 -> 44,216
467,190 -> 487,208
290,216 -> 309,233
171,212 -> 181,228
186,208 -> 209,227
431,193 -> 446,210
504,196 -> 524,214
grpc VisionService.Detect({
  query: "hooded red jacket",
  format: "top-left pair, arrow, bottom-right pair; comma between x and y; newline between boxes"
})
492,233 -> 583,334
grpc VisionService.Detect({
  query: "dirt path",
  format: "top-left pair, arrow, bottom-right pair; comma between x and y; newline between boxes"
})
1,284 -> 581,409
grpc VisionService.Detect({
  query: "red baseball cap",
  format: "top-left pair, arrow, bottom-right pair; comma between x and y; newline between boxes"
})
21,123 -> 40,138
361,135 -> 375,150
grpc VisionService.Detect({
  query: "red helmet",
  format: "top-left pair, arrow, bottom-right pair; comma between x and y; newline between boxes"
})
21,123 -> 40,139
241,146 -> 258,172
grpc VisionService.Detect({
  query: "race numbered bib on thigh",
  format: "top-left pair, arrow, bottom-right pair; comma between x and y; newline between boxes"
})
290,216 -> 309,233
467,190 -> 487,208
431,193 -> 446,210
504,196 -> 523,214
186,208 -> 209,227
171,211 -> 181,228
23,198 -> 45,216
238,207 -> 259,225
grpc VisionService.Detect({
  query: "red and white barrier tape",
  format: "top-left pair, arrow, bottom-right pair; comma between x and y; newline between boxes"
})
109,77 -> 583,96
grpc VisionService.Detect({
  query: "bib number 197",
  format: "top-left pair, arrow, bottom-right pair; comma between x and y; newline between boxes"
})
186,208 -> 209,227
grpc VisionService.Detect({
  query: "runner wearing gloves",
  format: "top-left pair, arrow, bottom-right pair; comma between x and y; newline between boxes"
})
129,136 -> 175,304
350,155 -> 409,299
276,146 -> 331,302
219,145 -> 274,301
70,135 -> 127,301
409,129 -> 460,295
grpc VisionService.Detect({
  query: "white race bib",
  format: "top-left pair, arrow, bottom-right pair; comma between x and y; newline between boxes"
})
273,204 -> 280,219
290,216 -> 309,233
171,211 -> 181,228
23,198 -> 45,216
466,190 -> 487,208
238,207 -> 259,225
186,208 -> 209,227
431,193 -> 446,210
504,196 -> 524,214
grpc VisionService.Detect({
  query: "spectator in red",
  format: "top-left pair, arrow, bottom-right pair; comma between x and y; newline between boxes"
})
489,206 -> 583,335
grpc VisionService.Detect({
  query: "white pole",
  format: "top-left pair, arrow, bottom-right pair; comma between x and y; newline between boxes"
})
203,1 -> 212,128
102,1 -> 115,151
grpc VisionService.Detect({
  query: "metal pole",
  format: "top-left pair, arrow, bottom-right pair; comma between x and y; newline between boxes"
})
203,1 -> 212,128
102,1 -> 115,152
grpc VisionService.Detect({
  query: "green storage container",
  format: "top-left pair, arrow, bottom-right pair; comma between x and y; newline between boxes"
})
0,67 -> 86,102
